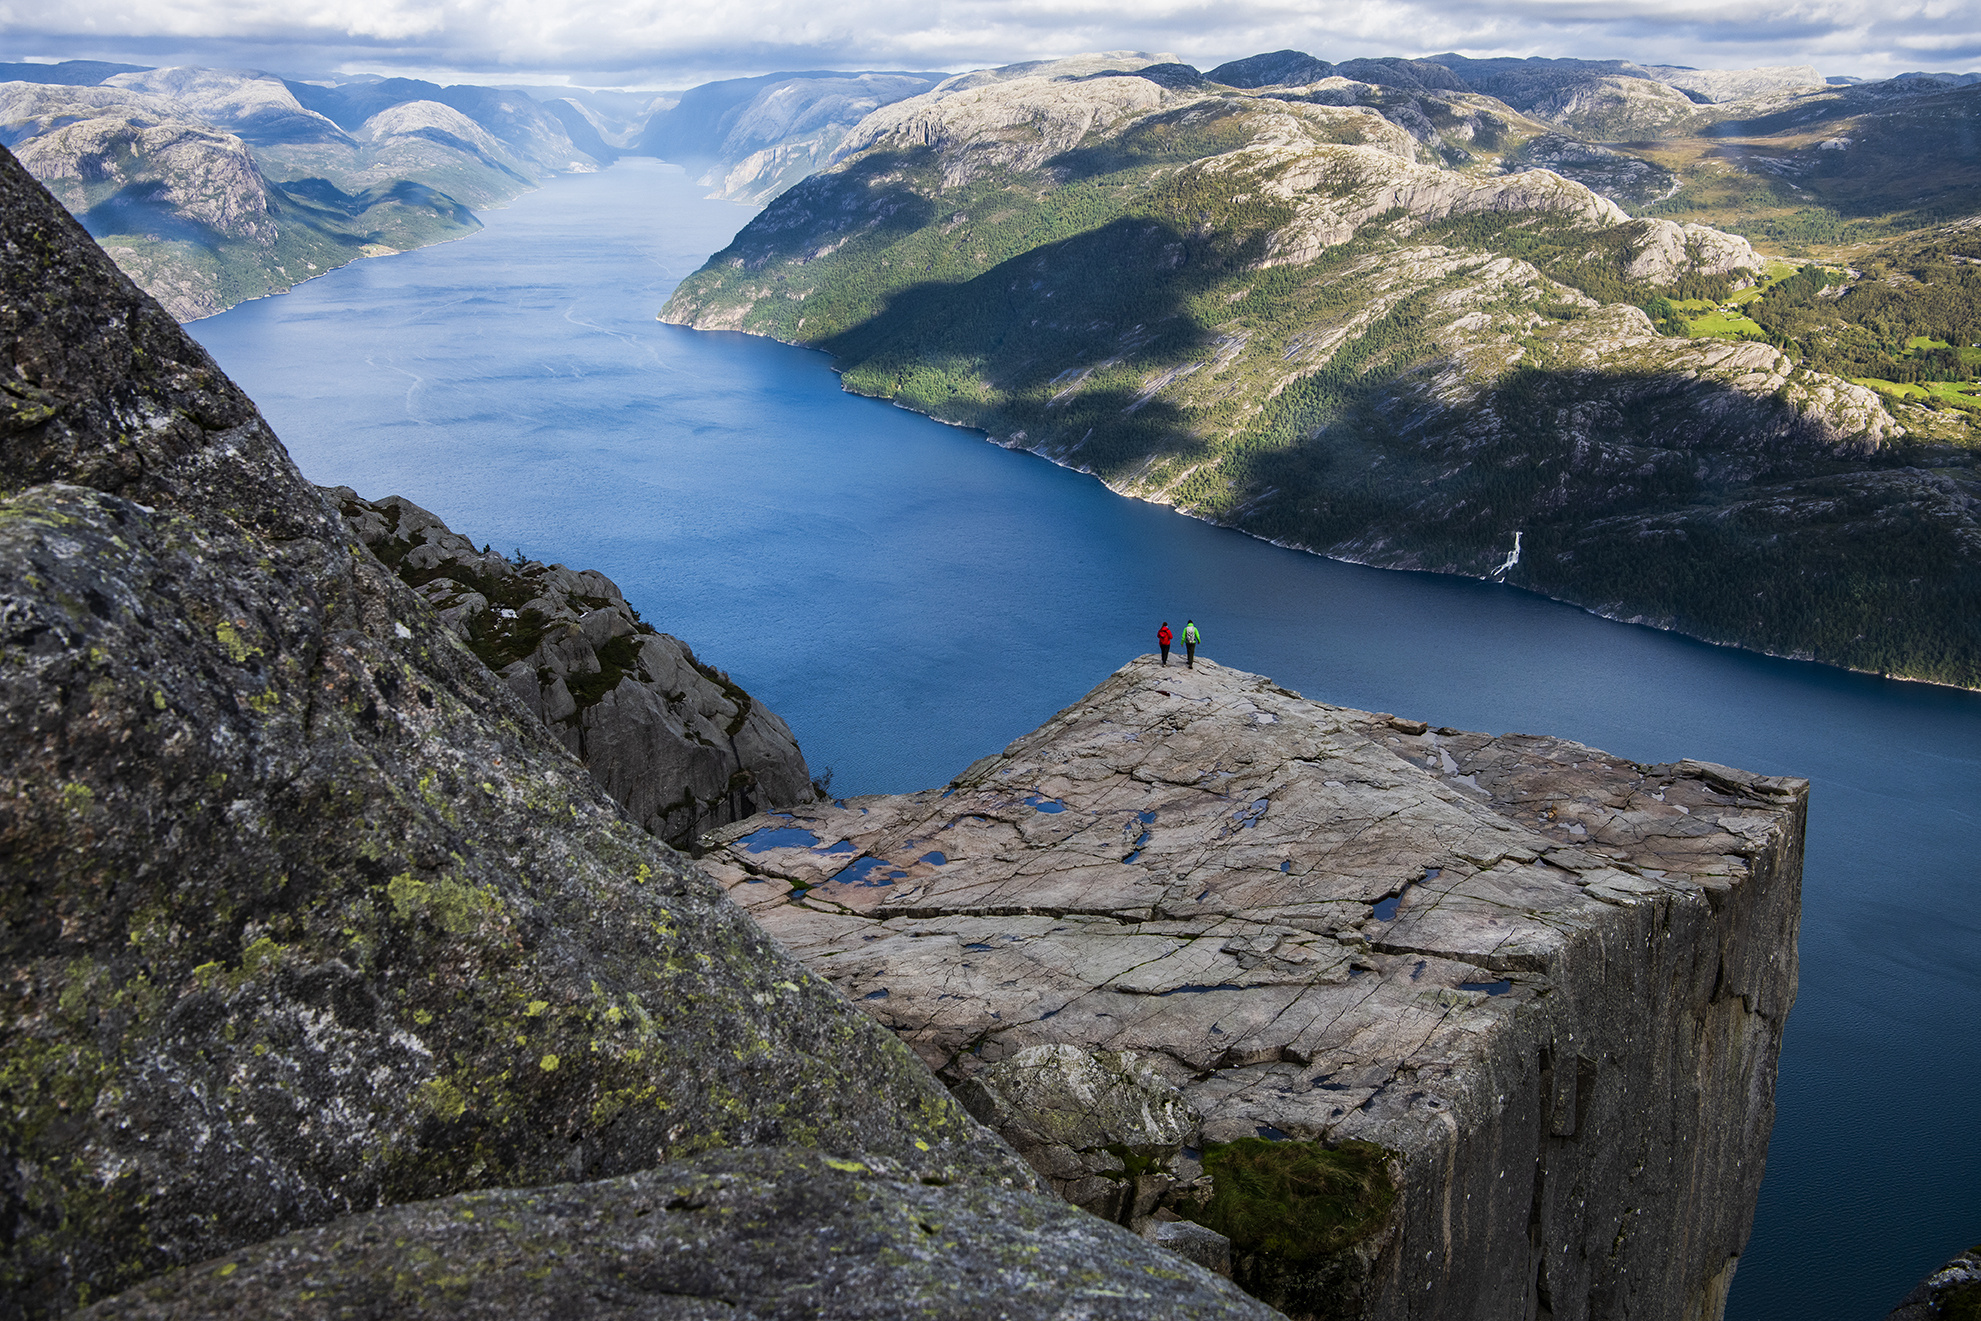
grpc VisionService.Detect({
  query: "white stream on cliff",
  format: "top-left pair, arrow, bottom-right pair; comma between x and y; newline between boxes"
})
191,158 -> 1981,1321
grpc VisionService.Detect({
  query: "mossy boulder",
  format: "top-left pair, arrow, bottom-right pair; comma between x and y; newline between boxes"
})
0,143 -> 1034,1317
77,1147 -> 1280,1320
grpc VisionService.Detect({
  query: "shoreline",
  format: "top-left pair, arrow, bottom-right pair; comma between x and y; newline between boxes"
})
666,315 -> 1979,699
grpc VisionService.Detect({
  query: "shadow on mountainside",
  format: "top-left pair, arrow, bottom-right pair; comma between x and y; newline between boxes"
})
1228,361 -> 1981,685
815,212 -> 1284,473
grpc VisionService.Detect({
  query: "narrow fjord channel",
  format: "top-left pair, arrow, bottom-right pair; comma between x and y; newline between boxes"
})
190,158 -> 1981,1321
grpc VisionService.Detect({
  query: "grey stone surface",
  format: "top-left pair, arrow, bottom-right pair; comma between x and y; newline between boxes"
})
329,489 -> 812,849
0,143 -> 1036,1318
1886,1244 -> 1981,1321
706,655 -> 1807,1321
953,1043 -> 1199,1228
79,1148 -> 1279,1320
1152,1219 -> 1236,1277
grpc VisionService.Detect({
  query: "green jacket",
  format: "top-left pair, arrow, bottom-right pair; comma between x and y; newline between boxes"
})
1184,623 -> 1200,644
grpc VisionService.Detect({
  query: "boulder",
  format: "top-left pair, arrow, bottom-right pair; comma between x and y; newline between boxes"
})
953,1044 -> 1199,1228
1885,1243 -> 1981,1321
705,655 -> 1808,1321
329,489 -> 812,848
78,1148 -> 1276,1321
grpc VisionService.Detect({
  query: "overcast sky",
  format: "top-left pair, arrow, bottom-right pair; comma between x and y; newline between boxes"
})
3,0 -> 1975,88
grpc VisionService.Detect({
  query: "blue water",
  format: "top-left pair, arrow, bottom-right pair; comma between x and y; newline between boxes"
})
189,158 -> 1980,1320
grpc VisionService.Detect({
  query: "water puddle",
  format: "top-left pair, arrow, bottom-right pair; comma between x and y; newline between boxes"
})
1255,1124 -> 1292,1141
1160,982 -> 1246,995
862,989 -> 889,1000
835,856 -> 907,886
1122,850 -> 1141,864
919,850 -> 947,866
738,826 -> 820,852
1234,798 -> 1270,828
1024,794 -> 1066,814
1459,979 -> 1512,996
818,839 -> 857,855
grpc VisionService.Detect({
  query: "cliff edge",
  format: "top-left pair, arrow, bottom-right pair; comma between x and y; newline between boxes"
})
706,655 -> 1807,1321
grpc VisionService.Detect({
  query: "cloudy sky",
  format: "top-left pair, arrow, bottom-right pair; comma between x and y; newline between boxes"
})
3,0 -> 1975,87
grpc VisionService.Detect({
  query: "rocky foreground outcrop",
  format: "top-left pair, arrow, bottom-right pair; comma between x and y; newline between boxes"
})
706,656 -> 1807,1320
1885,1244 -> 1981,1320
329,489 -> 811,849
0,144 -> 1269,1319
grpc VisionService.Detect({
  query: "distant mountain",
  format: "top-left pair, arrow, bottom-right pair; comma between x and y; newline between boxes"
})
1,65 -> 613,317
635,68 -> 950,203
662,53 -> 1981,686
0,59 -> 149,85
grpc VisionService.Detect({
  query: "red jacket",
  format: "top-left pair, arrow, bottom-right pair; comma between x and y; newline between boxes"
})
1157,626 -> 1172,645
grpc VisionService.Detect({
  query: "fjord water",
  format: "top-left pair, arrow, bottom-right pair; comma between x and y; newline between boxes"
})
190,159 -> 1978,1320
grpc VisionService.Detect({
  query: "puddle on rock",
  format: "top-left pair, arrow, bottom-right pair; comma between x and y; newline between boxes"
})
1459,979 -> 1513,996
738,826 -> 821,852
836,856 -> 905,886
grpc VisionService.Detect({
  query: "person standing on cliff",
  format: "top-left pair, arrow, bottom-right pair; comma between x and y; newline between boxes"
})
1184,619 -> 1200,668
1158,622 -> 1173,666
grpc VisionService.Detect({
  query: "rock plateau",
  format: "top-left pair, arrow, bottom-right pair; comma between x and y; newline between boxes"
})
706,655 -> 1807,1321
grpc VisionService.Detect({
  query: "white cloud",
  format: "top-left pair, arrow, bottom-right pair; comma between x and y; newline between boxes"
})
2,0 -> 1975,83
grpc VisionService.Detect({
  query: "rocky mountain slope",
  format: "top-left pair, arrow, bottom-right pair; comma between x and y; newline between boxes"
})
705,654 -> 1806,1320
1,66 -> 610,319
0,142 -> 1274,1319
662,56 -> 1981,688
331,489 -> 813,849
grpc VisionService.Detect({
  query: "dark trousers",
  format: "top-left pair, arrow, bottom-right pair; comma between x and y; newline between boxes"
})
1185,641 -> 1195,667
1160,643 -> 1170,665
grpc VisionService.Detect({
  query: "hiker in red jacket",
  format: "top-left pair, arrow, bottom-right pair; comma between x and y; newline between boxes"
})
1157,622 -> 1173,666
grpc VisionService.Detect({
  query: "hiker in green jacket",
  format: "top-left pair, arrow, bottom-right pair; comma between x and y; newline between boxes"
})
1183,619 -> 1200,668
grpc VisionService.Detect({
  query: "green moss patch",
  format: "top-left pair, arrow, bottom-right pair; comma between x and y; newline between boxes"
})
1181,1137 -> 1396,1267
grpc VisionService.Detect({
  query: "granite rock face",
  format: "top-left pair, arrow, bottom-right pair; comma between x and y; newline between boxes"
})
953,1044 -> 1199,1228
78,1147 -> 1276,1321
1886,1244 -> 1981,1321
329,489 -> 811,849
0,143 -> 1085,1318
706,655 -> 1807,1321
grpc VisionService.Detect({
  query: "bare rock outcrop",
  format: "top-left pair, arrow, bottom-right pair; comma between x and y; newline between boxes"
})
1885,1243 -> 1981,1320
706,656 -> 1807,1321
1622,218 -> 1761,284
330,489 -> 812,849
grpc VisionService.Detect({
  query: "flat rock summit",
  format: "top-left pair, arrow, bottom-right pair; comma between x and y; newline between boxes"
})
707,656 -> 1806,1319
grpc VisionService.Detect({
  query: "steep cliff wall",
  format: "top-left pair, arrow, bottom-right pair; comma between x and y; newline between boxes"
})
331,489 -> 812,849
0,145 -> 1270,1320
706,656 -> 1806,1321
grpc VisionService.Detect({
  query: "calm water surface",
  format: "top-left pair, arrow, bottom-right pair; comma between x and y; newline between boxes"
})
190,159 -> 1981,1321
